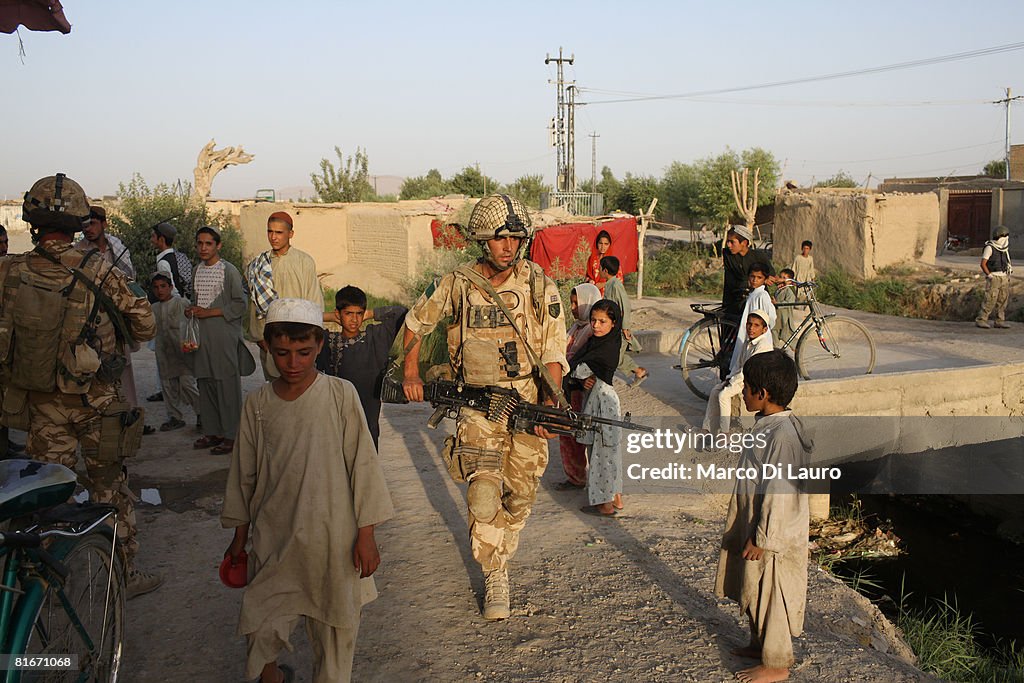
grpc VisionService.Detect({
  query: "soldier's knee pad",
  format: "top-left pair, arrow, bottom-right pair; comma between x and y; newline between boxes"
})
467,476 -> 502,523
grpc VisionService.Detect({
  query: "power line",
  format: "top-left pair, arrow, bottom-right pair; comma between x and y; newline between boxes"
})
580,41 -> 1024,105
792,139 -> 1004,165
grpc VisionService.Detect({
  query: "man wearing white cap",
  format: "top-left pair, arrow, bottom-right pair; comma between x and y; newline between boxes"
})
222,298 -> 393,683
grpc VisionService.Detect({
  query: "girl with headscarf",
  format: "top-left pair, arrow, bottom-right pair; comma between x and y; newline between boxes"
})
556,283 -> 602,490
567,299 -> 624,516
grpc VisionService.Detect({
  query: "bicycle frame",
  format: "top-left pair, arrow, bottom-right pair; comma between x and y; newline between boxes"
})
0,515 -> 118,683
776,283 -> 838,354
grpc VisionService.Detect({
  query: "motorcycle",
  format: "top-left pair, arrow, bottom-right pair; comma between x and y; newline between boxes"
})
943,234 -> 969,253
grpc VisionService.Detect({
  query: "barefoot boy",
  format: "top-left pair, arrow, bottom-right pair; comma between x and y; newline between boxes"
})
715,350 -> 813,683
222,298 -> 394,683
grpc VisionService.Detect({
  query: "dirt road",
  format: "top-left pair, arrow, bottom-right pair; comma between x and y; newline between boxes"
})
120,345 -> 929,682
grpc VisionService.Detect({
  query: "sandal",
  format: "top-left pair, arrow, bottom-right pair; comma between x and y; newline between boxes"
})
580,504 -> 617,517
553,480 -> 585,491
193,436 -> 222,450
631,369 -> 649,387
210,441 -> 234,455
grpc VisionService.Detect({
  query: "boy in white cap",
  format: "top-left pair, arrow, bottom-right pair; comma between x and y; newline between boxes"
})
703,310 -> 774,435
222,298 -> 394,683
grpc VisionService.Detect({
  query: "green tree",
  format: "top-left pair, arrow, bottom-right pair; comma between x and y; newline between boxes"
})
595,166 -> 623,212
400,168 -> 449,200
505,174 -> 552,208
688,147 -> 780,225
310,146 -> 375,202
447,166 -> 501,197
982,159 -> 1007,178
662,161 -> 700,221
815,170 -> 859,188
109,174 -> 243,290
618,173 -> 662,216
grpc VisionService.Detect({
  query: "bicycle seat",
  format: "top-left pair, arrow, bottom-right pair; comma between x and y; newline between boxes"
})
0,460 -> 78,522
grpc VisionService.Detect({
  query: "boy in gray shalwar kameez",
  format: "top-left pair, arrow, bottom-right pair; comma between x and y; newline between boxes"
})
715,350 -> 813,683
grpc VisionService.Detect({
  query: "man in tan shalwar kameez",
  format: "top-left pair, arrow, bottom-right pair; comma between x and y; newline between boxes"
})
222,298 -> 394,683
715,350 -> 813,683
244,211 -> 323,379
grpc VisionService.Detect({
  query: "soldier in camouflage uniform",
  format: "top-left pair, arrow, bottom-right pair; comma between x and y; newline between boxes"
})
403,194 -> 568,620
0,174 -> 160,598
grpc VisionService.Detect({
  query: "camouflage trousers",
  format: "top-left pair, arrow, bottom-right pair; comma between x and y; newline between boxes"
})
456,407 -> 548,572
25,388 -> 139,566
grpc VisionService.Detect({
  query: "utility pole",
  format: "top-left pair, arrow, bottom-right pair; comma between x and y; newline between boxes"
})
995,87 -> 1023,181
590,131 -> 600,191
545,47 -> 574,192
567,85 -> 577,190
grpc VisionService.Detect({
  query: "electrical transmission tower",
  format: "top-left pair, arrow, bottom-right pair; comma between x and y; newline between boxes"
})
545,47 -> 574,192
590,131 -> 600,190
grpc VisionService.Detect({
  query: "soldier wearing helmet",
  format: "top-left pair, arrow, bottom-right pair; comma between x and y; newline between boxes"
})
976,224 -> 1014,329
0,174 -> 160,598
402,194 -> 568,620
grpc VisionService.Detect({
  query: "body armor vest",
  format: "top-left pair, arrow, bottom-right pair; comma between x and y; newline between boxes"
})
448,262 -> 547,387
0,249 -> 106,394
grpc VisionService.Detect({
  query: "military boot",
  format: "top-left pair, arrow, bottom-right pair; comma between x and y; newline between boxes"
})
482,568 -> 510,620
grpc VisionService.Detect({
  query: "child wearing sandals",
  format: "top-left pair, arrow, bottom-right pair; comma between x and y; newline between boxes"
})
566,299 -> 625,516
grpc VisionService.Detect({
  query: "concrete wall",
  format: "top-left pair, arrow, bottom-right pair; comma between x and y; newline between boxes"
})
238,199 -> 470,300
788,362 -> 1024,463
992,187 -> 1024,258
774,189 -> 940,278
1,201 -> 34,253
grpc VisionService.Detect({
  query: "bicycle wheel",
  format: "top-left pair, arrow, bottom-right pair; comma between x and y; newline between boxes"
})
24,531 -> 125,683
680,317 -> 738,400
795,315 -> 875,381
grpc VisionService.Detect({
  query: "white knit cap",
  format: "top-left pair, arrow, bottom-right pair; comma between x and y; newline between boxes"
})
749,309 -> 771,325
728,225 -> 753,242
265,298 -> 323,327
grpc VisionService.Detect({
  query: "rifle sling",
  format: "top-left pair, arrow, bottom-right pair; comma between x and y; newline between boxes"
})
455,264 -> 567,409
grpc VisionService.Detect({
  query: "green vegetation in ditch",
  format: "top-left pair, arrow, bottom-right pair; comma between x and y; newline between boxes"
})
813,499 -> 1023,682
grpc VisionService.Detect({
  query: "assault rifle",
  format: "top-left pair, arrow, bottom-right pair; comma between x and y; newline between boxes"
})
381,377 -> 656,439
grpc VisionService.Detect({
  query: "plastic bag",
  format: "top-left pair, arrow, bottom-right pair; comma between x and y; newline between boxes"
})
181,315 -> 200,353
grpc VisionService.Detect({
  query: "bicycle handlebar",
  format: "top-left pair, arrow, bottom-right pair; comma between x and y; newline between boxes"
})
0,531 -> 40,548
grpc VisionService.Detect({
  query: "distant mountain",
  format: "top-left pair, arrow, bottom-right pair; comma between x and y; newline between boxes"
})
274,175 -> 405,202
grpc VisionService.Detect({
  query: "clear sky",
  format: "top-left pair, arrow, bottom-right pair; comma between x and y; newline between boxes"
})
4,0 -> 1024,200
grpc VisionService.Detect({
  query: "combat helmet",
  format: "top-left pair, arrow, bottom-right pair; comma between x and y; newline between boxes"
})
466,194 -> 533,270
22,173 -> 90,239
992,225 -> 1010,240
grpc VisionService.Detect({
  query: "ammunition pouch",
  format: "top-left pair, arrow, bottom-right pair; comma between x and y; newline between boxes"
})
95,351 -> 128,385
441,435 -> 503,483
96,401 -> 145,463
0,387 -> 30,432
56,341 -> 101,394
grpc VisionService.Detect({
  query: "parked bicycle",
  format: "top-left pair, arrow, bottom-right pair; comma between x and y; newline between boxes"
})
676,280 -> 876,399
0,460 -> 125,682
